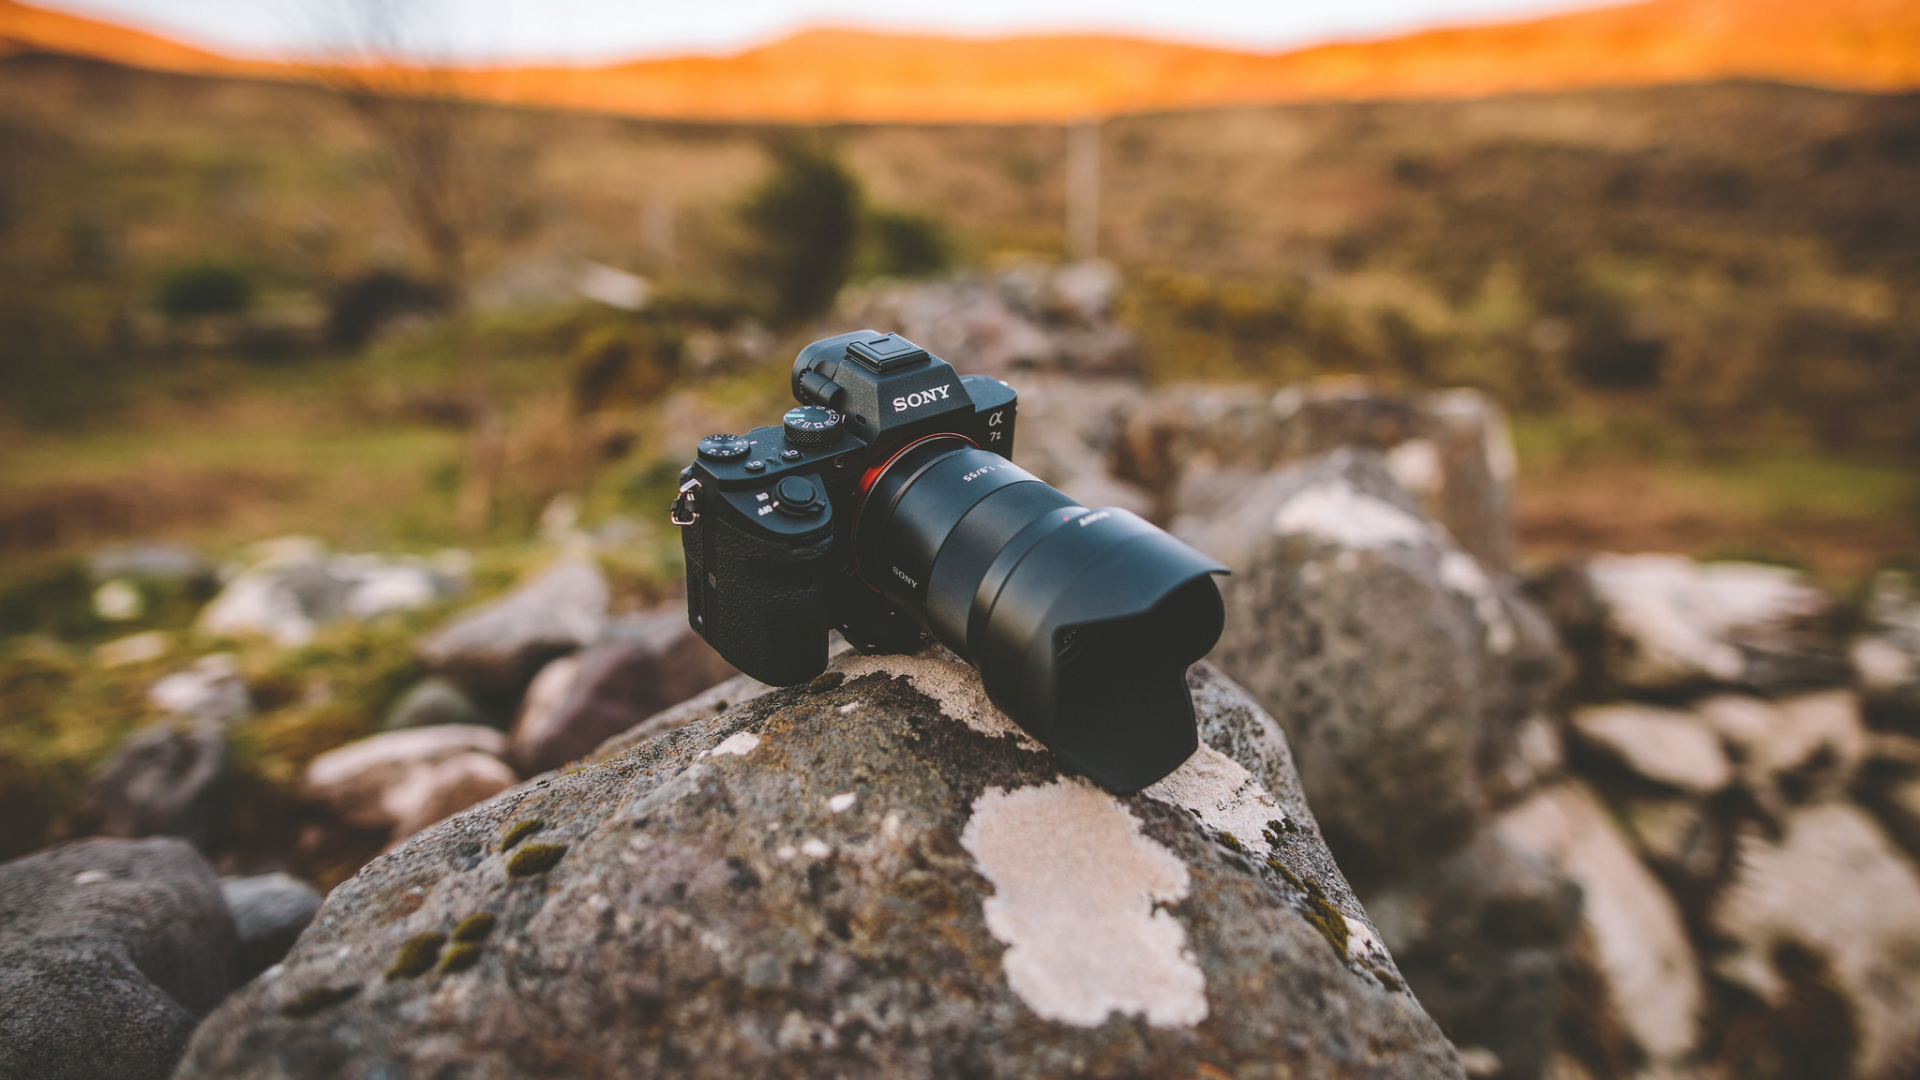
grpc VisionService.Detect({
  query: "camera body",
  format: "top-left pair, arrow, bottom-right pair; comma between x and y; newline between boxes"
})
673,330 -> 1018,686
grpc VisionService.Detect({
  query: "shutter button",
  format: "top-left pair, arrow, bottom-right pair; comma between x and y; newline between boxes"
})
775,476 -> 825,516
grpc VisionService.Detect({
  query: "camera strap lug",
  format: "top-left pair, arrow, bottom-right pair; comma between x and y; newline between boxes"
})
670,478 -> 701,527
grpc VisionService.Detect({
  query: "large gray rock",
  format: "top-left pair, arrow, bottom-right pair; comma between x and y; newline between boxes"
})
176,655 -> 1462,1079
0,837 -> 239,1080
199,539 -> 465,650
222,873 -> 323,984
148,654 -> 251,727
303,726 -> 517,845
509,607 -> 740,774
417,560 -> 607,705
382,676 -> 494,731
77,720 -> 229,850
1181,449 -> 1560,884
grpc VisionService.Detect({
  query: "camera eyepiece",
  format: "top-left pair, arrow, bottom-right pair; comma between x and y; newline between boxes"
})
682,330 -> 1227,793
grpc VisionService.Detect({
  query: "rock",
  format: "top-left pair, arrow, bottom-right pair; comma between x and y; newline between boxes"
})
0,836 -> 238,1080
89,540 -> 215,585
589,670 -> 781,762
1364,831 -> 1582,1080
222,873 -> 323,984
97,629 -> 174,668
199,540 -> 465,649
417,560 -> 607,705
1615,796 -> 1729,896
382,676 -> 492,731
149,653 -> 251,726
1582,554 -> 1845,694
1856,570 -> 1920,731
1121,381 -> 1518,573
1711,803 -> 1920,1079
1182,449 -> 1560,883
95,578 -> 146,620
1697,690 -> 1867,804
1569,703 -> 1732,795
176,655 -> 1463,1079
78,721 -> 229,849
303,726 -> 516,844
1496,782 -> 1703,1068
509,609 -> 741,774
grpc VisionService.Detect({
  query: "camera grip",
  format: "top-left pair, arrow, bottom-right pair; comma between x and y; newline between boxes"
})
684,516 -> 836,686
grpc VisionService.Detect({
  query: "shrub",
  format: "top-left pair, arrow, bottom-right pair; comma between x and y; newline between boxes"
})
154,262 -> 254,321
325,269 -> 447,351
864,209 -> 951,278
739,139 -> 860,323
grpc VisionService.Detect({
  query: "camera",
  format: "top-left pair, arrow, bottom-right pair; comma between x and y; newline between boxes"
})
672,330 -> 1226,792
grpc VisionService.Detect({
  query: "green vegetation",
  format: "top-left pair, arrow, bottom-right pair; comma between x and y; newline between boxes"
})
506,842 -> 568,877
738,138 -> 862,323
385,931 -> 447,980
154,262 -> 254,321
498,820 -> 543,852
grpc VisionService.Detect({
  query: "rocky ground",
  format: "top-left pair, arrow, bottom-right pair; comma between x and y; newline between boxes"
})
4,263 -> 1919,1079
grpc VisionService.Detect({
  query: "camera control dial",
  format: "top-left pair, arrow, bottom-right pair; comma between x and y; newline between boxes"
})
697,434 -> 751,462
782,406 -> 843,446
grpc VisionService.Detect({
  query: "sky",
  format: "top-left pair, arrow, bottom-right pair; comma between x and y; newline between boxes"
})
37,0 -> 1613,63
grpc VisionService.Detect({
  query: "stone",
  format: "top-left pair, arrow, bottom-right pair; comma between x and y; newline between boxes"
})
1856,570 -> 1920,731
89,540 -> 215,585
149,653 -> 251,726
1569,703 -> 1732,795
417,560 -> 607,705
382,676 -> 492,731
1122,382 -> 1518,573
222,873 -> 323,983
1496,782 -> 1703,1068
0,836 -> 238,1080
1711,803 -> 1920,1079
1582,554 -> 1845,694
199,539 -> 465,649
510,608 -> 741,774
1363,830 -> 1582,1080
97,629 -> 174,668
176,655 -> 1463,1079
1697,690 -> 1868,803
78,721 -> 229,850
303,726 -> 516,844
1182,449 -> 1560,884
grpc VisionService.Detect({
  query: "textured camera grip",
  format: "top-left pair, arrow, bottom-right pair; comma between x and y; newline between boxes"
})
684,517 -> 836,686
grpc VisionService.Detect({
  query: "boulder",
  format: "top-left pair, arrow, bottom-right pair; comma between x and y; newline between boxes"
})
199,540 -> 465,649
417,560 -> 607,705
1711,803 -> 1920,1079
382,676 -> 493,731
175,655 -> 1462,1079
1181,449 -> 1560,884
1569,703 -> 1732,796
78,720 -> 229,849
0,836 -> 238,1080
1856,570 -> 1920,731
97,630 -> 174,669
509,607 -> 740,774
1697,690 -> 1867,806
1496,782 -> 1703,1069
1121,382 -> 1518,573
303,726 -> 517,844
1363,830 -> 1582,1080
1581,554 -> 1845,694
222,873 -> 323,983
149,653 -> 251,726
89,540 -> 215,586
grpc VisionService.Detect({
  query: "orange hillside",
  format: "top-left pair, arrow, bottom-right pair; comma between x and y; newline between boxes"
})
3,0 -> 1917,122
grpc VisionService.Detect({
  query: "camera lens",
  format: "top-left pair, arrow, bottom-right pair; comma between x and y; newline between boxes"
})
853,436 -> 1226,792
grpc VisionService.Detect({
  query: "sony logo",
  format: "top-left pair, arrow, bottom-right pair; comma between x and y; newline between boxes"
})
1077,510 -> 1113,528
892,384 -> 953,412
892,566 -> 920,588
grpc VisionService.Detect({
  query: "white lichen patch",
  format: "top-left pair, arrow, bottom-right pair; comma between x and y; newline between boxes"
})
799,838 -> 831,859
960,778 -> 1208,1028
1273,481 -> 1432,550
1342,914 -> 1396,977
704,731 -> 761,758
1439,550 -> 1517,655
1142,744 -> 1286,857
1384,438 -> 1441,496
827,792 -> 857,813
836,652 -> 1043,750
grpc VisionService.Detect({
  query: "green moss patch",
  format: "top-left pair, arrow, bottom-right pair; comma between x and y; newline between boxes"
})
506,842 -> 568,877
452,911 -> 496,943
439,941 -> 484,973
499,818 -> 545,852
385,932 -> 447,980
281,983 -> 361,1018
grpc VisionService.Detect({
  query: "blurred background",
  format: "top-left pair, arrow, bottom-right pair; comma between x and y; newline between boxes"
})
3,0 -> 1918,1076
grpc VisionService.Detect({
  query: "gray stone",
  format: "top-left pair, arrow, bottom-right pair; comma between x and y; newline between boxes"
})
1697,689 -> 1867,805
199,541 -> 466,650
1181,449 -> 1561,884
149,653 -> 251,726
1711,802 -> 1920,1079
175,655 -> 1462,1079
89,540 -> 214,585
1496,782 -> 1703,1069
417,560 -> 607,705
382,676 -> 492,731
0,836 -> 238,1080
1569,703 -> 1732,795
303,726 -> 517,844
509,607 -> 739,774
1856,570 -> 1920,731
222,873 -> 323,984
1364,831 -> 1582,1080
78,720 -> 228,849
1582,554 -> 1846,694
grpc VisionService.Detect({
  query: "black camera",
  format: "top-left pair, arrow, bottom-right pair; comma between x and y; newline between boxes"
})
672,330 -> 1226,792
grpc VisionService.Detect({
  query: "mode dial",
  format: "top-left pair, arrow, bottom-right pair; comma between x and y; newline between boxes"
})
696,434 -> 751,462
782,406 -> 843,447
